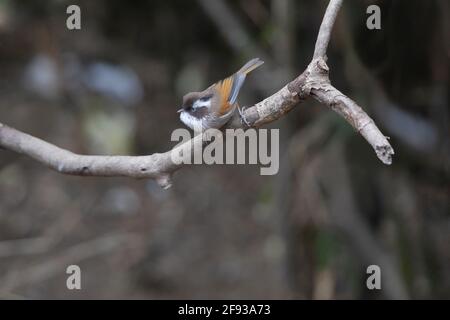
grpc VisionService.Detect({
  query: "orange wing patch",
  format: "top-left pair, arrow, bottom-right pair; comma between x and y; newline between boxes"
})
216,77 -> 234,115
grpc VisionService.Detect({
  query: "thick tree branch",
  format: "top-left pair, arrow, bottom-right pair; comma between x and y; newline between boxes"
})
0,0 -> 394,188
0,122 -> 193,189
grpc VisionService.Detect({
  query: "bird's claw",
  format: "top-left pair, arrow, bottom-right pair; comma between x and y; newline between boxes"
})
238,106 -> 251,128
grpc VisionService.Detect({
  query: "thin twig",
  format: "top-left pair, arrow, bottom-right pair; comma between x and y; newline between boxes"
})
313,0 -> 343,59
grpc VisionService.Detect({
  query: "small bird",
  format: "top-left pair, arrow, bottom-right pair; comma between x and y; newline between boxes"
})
178,58 -> 264,131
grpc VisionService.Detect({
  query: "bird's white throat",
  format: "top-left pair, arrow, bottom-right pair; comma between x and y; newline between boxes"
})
179,110 -> 204,131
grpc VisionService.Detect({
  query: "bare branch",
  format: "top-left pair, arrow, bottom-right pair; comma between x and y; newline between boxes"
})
0,122 -> 201,189
0,0 -> 394,188
313,0 -> 343,59
310,80 -> 394,164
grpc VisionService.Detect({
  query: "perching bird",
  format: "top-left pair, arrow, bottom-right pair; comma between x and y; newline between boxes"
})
178,58 -> 264,131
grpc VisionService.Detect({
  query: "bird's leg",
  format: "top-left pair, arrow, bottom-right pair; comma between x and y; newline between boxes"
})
238,106 -> 251,128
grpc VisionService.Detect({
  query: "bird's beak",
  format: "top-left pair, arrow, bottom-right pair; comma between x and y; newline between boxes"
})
177,108 -> 183,113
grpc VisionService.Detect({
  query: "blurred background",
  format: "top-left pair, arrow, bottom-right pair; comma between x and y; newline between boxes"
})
0,0 -> 448,299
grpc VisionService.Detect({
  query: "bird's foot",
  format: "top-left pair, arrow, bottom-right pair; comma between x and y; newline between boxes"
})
238,106 -> 251,128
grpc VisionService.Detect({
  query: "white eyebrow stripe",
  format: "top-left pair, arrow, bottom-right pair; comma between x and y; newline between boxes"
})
192,98 -> 211,109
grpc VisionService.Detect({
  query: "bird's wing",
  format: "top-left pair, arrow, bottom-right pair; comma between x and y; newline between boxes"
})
204,106 -> 235,129
214,76 -> 236,115
215,58 -> 264,114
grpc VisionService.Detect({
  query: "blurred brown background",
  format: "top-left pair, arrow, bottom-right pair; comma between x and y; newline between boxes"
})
0,0 -> 448,299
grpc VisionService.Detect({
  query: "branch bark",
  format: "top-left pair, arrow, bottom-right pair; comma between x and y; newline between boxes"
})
313,0 -> 343,59
0,0 -> 394,188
